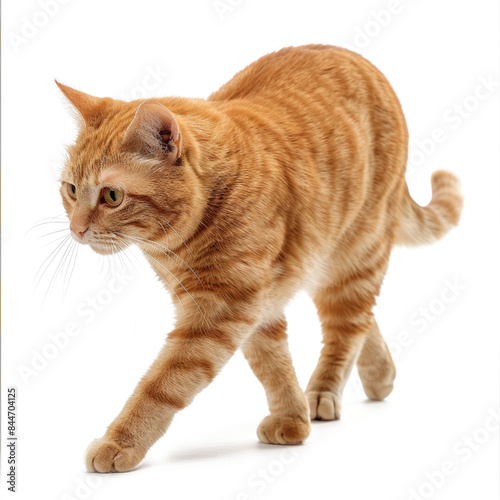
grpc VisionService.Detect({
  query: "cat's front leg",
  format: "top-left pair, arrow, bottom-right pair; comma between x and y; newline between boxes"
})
85,321 -> 250,472
241,317 -> 311,444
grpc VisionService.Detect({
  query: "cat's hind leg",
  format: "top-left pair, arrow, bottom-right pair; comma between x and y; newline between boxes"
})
242,317 -> 311,445
356,319 -> 396,401
306,257 -> 388,421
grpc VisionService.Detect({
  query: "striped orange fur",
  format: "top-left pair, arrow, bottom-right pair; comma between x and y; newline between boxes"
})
56,45 -> 463,473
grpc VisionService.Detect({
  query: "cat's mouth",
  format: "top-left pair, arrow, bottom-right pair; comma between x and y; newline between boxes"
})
73,235 -> 119,255
89,242 -> 116,255
70,229 -> 125,255
88,239 -> 126,255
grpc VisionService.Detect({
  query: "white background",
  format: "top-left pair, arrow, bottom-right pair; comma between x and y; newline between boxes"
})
1,1 -> 499,499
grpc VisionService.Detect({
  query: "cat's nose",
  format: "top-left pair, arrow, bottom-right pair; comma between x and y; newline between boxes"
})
70,221 -> 89,239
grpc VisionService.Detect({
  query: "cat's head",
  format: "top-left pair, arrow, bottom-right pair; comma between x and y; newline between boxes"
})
57,82 -> 203,255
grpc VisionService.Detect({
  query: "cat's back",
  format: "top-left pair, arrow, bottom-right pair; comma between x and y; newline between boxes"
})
208,44 -> 397,109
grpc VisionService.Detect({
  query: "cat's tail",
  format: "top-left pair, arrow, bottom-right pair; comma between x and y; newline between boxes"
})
394,170 -> 463,246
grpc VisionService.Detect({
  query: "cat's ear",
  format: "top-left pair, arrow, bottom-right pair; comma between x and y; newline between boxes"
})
123,102 -> 182,160
55,80 -> 107,127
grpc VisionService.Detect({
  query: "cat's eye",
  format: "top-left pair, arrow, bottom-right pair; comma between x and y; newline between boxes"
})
67,183 -> 77,200
102,187 -> 124,207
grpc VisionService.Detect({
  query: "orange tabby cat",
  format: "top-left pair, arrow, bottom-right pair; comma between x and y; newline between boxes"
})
56,45 -> 462,473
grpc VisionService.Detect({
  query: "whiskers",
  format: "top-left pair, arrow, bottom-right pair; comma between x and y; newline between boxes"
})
25,214 -> 69,236
31,216 -> 132,305
31,216 -> 78,304
91,237 -> 136,283
160,220 -> 194,257
114,232 -> 204,288
30,215 -> 206,325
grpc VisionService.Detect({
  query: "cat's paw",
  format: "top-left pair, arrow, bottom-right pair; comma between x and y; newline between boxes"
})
306,390 -> 342,421
257,414 -> 311,445
85,437 -> 146,473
